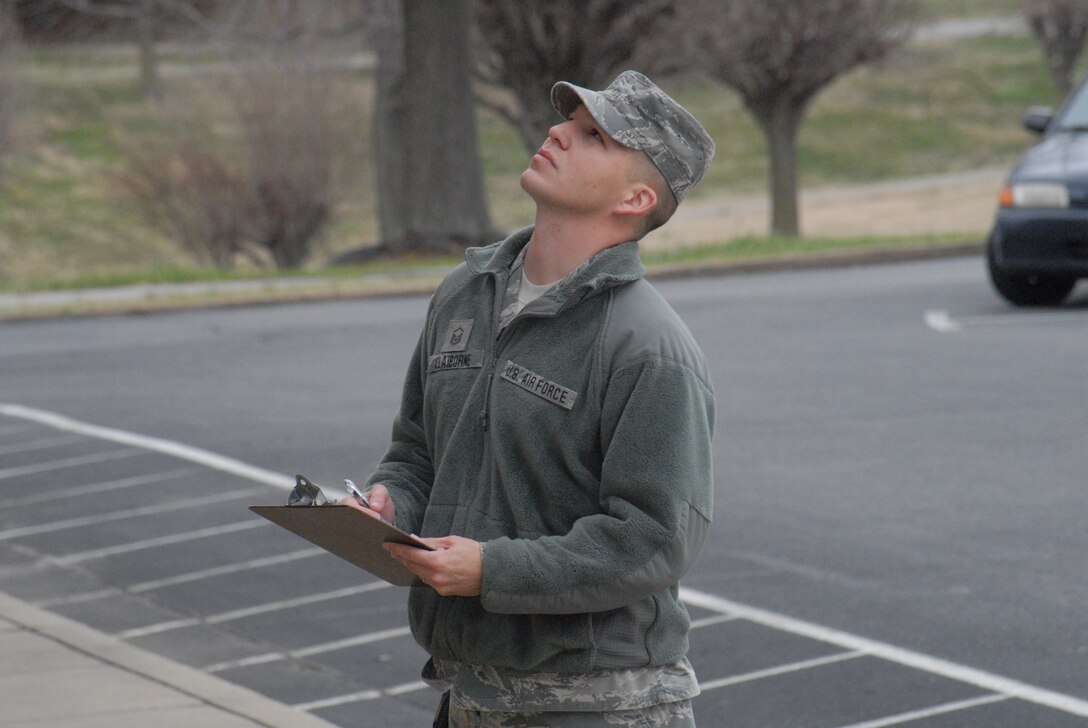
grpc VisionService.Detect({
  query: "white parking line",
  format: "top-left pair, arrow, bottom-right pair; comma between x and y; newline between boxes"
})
924,309 -> 961,333
680,588 -> 1088,718
8,404 -> 1085,719
287,606 -> 748,712
293,680 -> 433,711
697,650 -> 865,692
293,688 -> 383,711
0,424 -> 33,436
834,694 -> 1008,728
203,581 -> 392,623
38,546 -> 329,611
118,580 -> 393,639
0,486 -> 267,540
925,308 -> 1088,333
0,448 -> 142,481
0,403 -> 294,490
204,625 -> 413,673
0,467 -> 198,509
127,547 -> 326,593
52,519 -> 269,565
0,434 -> 82,456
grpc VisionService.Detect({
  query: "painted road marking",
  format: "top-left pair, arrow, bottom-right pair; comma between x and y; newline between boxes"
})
293,680 -> 431,711
52,520 -> 269,565
6,404 -> 1088,719
924,309 -> 961,333
118,580 -> 393,640
0,467 -> 198,509
285,609 -> 783,712
0,434 -> 82,456
0,424 -> 33,436
0,487 -> 267,540
697,650 -> 865,692
127,547 -> 325,594
680,588 -> 1088,718
0,403 -> 294,490
834,694 -> 1008,728
204,625 -> 414,673
39,547 -> 326,610
925,308 -> 1088,333
0,448 -> 142,481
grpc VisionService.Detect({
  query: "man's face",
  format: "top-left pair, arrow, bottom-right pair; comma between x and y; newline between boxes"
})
520,105 -> 642,215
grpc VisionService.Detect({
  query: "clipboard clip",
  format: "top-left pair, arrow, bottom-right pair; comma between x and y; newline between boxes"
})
286,474 -> 329,507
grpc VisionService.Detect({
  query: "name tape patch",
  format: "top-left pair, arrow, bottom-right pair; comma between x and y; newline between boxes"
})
500,360 -> 578,410
428,350 -> 484,373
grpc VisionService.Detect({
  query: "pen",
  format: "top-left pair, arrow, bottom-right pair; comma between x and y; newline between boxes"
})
344,479 -> 374,510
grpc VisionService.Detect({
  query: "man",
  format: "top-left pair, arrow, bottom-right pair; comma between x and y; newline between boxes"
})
345,70 -> 716,727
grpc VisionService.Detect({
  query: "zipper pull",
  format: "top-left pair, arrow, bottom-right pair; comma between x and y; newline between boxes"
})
481,408 -> 489,432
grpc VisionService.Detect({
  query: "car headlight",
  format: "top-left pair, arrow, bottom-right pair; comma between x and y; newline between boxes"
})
999,182 -> 1070,208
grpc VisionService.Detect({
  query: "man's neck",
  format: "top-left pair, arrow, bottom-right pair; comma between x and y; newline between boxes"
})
523,211 -> 634,285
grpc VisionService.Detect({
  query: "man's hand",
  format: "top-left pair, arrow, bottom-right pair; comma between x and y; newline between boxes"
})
339,483 -> 396,523
384,536 -> 483,597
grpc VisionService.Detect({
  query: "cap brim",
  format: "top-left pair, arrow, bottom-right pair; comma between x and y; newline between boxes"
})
550,81 -> 640,152
550,81 -> 591,120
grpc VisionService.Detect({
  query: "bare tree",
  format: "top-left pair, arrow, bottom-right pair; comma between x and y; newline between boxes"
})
0,0 -> 20,166
57,0 -> 216,100
681,0 -> 916,237
1025,0 -> 1088,96
475,0 -> 676,153
365,0 -> 493,254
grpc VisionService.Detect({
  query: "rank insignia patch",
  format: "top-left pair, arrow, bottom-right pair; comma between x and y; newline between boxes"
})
440,319 -> 475,353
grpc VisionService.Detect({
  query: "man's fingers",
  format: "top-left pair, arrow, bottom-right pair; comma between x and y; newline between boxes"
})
338,497 -> 383,520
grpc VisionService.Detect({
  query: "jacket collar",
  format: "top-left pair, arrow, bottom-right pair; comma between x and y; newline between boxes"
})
466,225 -> 646,313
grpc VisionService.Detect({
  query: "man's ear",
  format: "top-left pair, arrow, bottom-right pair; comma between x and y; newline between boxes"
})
614,183 -> 657,219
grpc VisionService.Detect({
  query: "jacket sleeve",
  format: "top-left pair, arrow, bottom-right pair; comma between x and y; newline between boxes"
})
364,321 -> 434,535
480,357 -> 715,615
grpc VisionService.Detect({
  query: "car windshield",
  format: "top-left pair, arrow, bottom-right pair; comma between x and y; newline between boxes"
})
1056,83 -> 1088,130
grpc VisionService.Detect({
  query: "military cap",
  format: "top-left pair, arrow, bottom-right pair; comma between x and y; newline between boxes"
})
551,70 -> 716,203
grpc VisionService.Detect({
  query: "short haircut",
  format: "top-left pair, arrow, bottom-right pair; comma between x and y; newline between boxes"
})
630,152 -> 678,238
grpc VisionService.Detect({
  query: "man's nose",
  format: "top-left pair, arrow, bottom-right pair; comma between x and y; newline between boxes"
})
546,120 -> 572,149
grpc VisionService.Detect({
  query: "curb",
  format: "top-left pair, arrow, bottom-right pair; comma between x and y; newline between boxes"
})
0,590 -> 336,728
0,242 -> 985,322
645,242 -> 984,280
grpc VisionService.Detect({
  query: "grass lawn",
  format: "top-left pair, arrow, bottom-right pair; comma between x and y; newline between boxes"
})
0,21 -> 1079,291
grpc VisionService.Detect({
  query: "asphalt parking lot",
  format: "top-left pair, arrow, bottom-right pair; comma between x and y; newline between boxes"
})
1,257 -> 1086,726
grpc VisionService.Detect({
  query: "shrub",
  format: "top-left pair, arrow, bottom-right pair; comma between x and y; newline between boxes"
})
121,63 -> 347,270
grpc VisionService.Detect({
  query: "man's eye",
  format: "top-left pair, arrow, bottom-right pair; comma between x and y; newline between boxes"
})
590,128 -> 604,142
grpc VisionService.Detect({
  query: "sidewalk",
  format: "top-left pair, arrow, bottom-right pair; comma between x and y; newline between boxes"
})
0,591 -> 335,728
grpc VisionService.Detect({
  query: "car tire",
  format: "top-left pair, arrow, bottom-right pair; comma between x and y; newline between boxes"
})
986,234 -> 1076,306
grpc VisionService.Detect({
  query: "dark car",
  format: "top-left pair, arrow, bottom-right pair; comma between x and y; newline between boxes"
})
987,82 -> 1088,306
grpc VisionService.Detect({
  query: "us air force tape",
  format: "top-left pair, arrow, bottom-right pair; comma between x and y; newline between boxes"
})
500,360 -> 577,410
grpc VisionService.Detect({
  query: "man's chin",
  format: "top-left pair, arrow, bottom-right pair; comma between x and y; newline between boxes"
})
518,169 -> 538,196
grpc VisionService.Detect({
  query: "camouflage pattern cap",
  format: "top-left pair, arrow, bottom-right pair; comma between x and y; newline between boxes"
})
551,70 -> 715,203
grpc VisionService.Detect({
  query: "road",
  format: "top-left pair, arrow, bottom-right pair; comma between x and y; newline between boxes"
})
1,256 -> 1087,726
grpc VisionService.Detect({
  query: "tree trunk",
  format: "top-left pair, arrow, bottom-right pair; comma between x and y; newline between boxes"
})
371,0 -> 411,249
753,97 -> 803,238
389,0 -> 493,251
136,0 -> 163,102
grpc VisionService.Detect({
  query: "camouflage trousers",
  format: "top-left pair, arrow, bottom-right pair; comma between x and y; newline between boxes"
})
447,699 -> 695,728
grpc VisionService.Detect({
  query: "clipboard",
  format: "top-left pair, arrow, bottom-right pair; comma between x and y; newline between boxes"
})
250,505 -> 433,586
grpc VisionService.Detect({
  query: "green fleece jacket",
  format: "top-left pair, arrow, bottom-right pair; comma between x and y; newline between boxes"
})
366,226 -> 715,673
